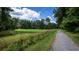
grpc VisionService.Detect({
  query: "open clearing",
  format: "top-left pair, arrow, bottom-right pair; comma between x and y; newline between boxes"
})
15,29 -> 45,33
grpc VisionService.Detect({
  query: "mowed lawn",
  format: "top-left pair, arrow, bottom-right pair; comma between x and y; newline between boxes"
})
0,29 -> 57,51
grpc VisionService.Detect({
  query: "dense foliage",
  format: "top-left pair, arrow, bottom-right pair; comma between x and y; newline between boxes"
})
0,7 -> 13,31
13,18 -> 57,29
55,7 -> 79,32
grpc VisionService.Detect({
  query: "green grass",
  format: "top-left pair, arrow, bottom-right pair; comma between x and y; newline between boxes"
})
0,29 -> 43,37
0,29 -> 43,35
0,33 -> 31,50
63,30 -> 79,45
24,29 -> 57,51
15,29 -> 44,33
0,29 -> 57,51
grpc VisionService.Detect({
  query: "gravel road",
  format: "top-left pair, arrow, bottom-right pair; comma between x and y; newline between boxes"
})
50,31 -> 79,51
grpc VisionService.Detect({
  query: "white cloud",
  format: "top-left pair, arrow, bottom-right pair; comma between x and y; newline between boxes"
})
10,7 -> 40,20
48,15 -> 56,23
48,16 -> 52,20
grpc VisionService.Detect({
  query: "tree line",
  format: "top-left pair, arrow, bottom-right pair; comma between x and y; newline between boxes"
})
0,7 -> 57,31
11,18 -> 57,29
54,7 -> 79,32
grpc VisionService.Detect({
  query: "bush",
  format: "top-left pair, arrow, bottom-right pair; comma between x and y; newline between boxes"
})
0,30 -> 15,37
74,27 -> 79,33
60,17 -> 79,32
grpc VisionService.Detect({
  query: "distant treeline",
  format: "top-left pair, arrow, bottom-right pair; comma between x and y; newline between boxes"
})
0,7 -> 57,31
12,18 -> 57,29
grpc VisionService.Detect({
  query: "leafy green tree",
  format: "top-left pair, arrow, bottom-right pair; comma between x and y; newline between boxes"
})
0,7 -> 13,31
55,7 -> 79,32
54,7 -> 67,28
46,17 -> 52,29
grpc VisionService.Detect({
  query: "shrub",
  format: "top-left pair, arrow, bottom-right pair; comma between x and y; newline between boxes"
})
0,30 -> 15,37
74,27 -> 79,33
60,17 -> 79,32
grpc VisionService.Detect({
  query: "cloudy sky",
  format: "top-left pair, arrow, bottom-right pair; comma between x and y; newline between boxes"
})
10,7 -> 56,23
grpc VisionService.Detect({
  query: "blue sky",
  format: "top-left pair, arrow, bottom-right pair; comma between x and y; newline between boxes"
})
10,7 -> 56,23
26,7 -> 55,19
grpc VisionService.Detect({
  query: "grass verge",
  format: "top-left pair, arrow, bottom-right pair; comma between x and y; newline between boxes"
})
63,30 -> 79,45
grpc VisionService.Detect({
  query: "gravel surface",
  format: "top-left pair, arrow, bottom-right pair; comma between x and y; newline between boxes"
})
50,31 -> 79,51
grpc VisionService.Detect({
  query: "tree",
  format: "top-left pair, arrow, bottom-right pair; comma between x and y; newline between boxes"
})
54,7 -> 67,28
0,7 -> 13,31
55,7 -> 79,32
40,19 -> 45,29
46,17 -> 51,29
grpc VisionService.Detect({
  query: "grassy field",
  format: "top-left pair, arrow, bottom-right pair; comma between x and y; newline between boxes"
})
63,30 -> 79,45
0,29 -> 44,37
24,29 -> 57,51
0,29 -> 57,51
15,29 -> 45,33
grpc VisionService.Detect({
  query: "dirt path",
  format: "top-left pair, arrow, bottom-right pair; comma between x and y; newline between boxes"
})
50,31 -> 79,51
